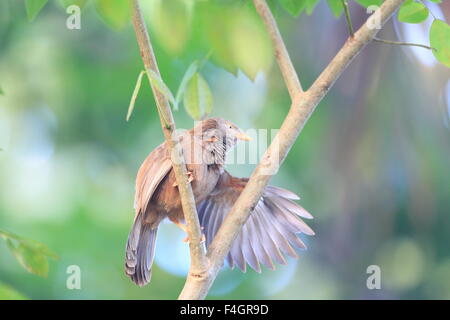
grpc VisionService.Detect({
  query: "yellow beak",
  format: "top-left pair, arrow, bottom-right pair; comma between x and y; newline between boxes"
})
236,132 -> 252,141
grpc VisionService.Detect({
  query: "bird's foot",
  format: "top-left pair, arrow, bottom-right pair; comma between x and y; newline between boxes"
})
182,233 -> 206,244
171,218 -> 188,233
173,171 -> 194,187
186,171 -> 194,184
171,218 -> 205,243
182,226 -> 205,243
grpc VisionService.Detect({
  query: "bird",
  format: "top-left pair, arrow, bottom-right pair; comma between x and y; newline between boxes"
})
125,117 -> 314,286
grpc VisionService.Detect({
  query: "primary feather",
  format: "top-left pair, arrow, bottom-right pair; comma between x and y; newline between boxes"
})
197,171 -> 313,273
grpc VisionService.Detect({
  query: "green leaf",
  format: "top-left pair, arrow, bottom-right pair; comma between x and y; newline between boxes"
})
94,0 -> 130,30
1,229 -> 58,277
200,3 -> 273,78
202,6 -> 239,75
147,0 -> 191,55
305,0 -> 320,15
6,239 -> 49,277
126,70 -> 145,121
430,19 -> 450,68
21,239 -> 58,260
25,0 -> 49,22
327,0 -> 344,18
146,69 -> 177,109
354,0 -> 383,7
398,0 -> 429,24
426,0 -> 441,3
175,61 -> 199,107
228,7 -> 273,80
279,0 -> 307,17
0,283 -> 27,300
0,229 -> 16,240
183,73 -> 213,121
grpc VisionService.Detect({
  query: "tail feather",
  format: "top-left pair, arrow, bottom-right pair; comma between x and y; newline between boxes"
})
125,214 -> 158,286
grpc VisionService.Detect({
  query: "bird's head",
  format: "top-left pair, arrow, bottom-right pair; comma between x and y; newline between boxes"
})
192,118 -> 251,164
198,118 -> 251,149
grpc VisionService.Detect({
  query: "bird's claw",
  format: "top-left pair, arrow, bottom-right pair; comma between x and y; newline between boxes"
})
183,233 -> 206,244
173,171 -> 194,187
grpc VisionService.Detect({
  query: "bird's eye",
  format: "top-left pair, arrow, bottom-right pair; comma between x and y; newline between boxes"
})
229,125 -> 232,129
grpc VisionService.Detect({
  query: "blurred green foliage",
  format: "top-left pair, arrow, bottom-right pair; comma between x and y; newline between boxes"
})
14,0 -> 450,70
398,0 -> 429,24
430,19 -> 450,67
0,0 -> 449,300
0,283 -> 27,300
1,229 -> 57,277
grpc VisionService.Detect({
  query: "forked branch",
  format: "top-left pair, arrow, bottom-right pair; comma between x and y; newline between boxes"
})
178,0 -> 405,300
129,0 -> 405,300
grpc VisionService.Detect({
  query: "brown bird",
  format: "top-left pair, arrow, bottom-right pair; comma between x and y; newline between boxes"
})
125,118 -> 314,286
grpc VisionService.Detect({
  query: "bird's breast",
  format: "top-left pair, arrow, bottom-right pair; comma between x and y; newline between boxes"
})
187,163 -> 221,203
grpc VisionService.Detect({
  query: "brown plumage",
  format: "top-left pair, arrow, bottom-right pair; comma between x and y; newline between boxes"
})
125,118 -> 314,286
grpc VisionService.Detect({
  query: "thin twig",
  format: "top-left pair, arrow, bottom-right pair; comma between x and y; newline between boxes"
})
374,37 -> 435,51
129,0 -> 208,277
341,0 -> 354,37
253,0 -> 303,98
178,0 -> 405,300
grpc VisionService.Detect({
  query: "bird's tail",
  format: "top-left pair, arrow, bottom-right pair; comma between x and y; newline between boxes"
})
125,213 -> 158,286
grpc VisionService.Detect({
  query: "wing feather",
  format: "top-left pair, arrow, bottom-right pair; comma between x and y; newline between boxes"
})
134,143 -> 171,218
197,171 -> 314,272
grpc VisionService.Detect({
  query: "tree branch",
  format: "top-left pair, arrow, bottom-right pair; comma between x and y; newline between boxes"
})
129,0 -> 208,277
253,0 -> 303,98
178,0 -> 405,300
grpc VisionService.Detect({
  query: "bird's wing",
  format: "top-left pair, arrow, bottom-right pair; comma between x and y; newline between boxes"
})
134,142 -> 172,218
197,171 -> 314,273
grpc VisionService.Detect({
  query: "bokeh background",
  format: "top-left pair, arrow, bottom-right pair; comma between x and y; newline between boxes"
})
0,0 -> 449,299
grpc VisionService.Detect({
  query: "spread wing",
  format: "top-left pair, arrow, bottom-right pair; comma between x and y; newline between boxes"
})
134,142 -> 172,218
197,171 -> 314,273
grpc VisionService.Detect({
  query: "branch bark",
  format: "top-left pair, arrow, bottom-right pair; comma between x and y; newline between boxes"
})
178,0 -> 405,300
253,0 -> 303,97
129,0 -> 208,277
